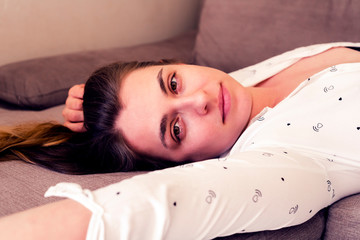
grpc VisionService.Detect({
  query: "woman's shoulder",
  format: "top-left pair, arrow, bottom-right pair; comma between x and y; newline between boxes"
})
256,47 -> 360,100
230,43 -> 360,88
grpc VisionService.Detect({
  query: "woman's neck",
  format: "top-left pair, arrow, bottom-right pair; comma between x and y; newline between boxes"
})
247,86 -> 280,120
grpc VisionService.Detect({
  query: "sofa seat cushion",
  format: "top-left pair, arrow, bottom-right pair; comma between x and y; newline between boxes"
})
0,160 -> 145,216
324,194 -> 360,239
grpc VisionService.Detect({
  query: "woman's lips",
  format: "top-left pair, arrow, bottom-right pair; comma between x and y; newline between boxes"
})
219,83 -> 231,123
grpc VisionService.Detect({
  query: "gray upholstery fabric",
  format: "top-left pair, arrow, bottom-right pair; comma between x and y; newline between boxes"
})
324,194 -> 360,240
0,104 -> 64,126
0,160 -> 144,216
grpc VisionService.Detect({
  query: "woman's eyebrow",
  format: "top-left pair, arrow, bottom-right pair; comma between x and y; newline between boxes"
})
159,114 -> 168,148
158,67 -> 169,148
157,68 -> 168,95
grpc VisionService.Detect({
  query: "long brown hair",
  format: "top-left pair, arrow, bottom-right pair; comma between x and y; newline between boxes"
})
0,60 -> 180,174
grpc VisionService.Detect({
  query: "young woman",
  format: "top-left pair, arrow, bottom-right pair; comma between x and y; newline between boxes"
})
1,43 -> 360,239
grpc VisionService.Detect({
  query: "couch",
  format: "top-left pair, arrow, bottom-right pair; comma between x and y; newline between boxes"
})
1,0 -> 360,239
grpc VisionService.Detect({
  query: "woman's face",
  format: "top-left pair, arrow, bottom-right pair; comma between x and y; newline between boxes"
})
116,64 -> 252,163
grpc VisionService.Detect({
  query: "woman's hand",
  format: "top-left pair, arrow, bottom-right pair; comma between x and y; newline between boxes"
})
62,84 -> 86,132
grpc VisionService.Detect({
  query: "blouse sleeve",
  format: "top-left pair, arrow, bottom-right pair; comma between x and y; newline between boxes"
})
45,146 -> 360,240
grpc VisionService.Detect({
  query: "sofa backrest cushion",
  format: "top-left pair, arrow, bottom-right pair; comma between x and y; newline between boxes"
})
193,0 -> 360,73
0,34 -> 195,110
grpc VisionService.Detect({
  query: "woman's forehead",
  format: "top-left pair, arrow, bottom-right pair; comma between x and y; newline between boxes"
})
115,72 -> 166,159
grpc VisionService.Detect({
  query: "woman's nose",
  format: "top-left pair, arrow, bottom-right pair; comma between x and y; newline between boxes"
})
174,90 -> 211,115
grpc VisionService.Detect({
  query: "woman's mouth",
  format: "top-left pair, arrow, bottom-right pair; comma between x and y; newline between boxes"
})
219,83 -> 231,123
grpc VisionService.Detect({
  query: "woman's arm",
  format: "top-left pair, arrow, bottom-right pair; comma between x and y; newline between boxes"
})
43,147 -> 360,239
0,199 -> 91,240
2,146 -> 360,239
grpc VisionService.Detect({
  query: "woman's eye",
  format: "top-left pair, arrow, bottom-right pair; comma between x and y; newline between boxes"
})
171,116 -> 185,145
173,120 -> 181,143
170,73 -> 178,93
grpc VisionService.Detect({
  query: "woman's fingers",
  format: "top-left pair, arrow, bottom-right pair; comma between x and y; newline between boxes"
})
63,84 -> 85,132
65,96 -> 83,111
66,84 -> 85,109
62,108 -> 84,123
64,121 -> 86,133
62,107 -> 86,132
69,84 -> 85,99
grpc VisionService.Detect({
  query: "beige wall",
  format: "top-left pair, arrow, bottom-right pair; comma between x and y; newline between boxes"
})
0,0 -> 201,66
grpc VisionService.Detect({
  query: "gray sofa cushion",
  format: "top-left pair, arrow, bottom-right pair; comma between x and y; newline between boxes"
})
324,194 -> 360,240
0,32 -> 195,110
0,160 -> 144,216
194,0 -> 360,73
